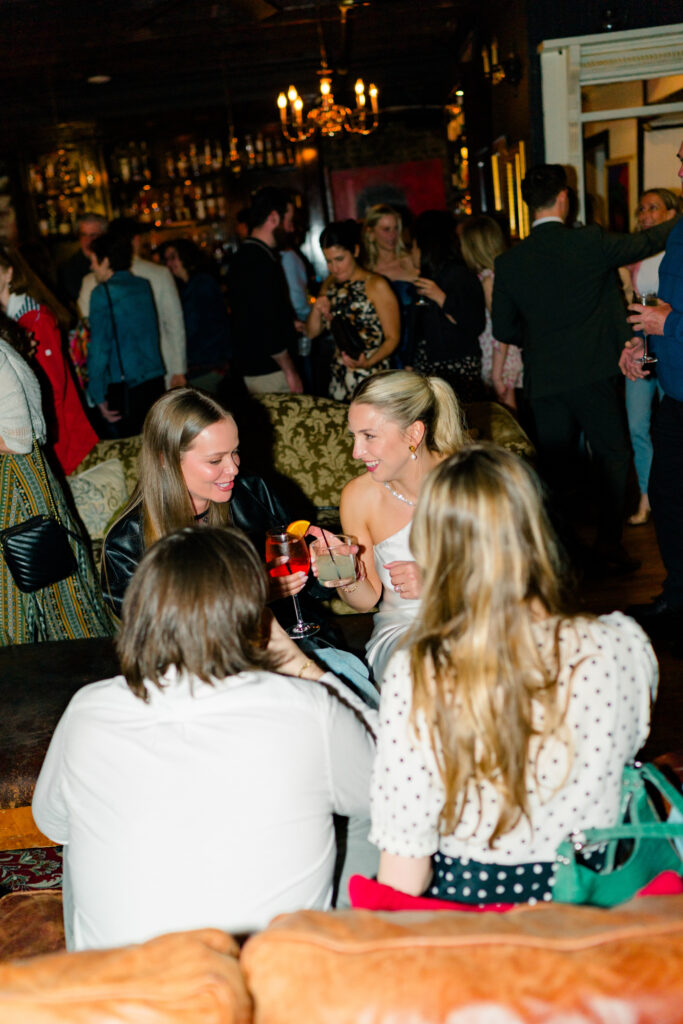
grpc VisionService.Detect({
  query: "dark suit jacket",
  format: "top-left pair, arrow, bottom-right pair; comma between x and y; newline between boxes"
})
491,218 -> 677,400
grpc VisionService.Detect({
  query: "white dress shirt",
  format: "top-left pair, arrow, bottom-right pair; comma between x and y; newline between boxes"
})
33,667 -> 375,950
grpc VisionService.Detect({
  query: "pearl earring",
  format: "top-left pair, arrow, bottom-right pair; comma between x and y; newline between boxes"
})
409,445 -> 417,460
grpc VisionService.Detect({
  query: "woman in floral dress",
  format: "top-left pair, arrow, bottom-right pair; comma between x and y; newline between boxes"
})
306,220 -> 400,401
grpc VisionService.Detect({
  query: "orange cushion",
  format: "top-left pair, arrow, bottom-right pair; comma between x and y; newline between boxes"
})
0,928 -> 251,1024
241,897 -> 683,1023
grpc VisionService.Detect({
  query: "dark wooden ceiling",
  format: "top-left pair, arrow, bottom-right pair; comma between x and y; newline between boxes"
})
0,0 -> 475,138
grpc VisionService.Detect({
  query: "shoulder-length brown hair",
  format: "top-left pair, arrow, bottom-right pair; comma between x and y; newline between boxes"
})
118,526 -> 280,700
111,387 -> 235,550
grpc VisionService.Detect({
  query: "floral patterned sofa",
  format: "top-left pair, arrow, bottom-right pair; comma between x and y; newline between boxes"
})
69,394 -> 534,554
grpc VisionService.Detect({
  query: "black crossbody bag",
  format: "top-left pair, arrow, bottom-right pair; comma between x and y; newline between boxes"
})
0,438 -> 80,592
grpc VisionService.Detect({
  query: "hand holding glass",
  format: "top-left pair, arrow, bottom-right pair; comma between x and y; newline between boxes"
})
633,292 -> 658,365
265,530 -> 319,638
311,534 -> 358,588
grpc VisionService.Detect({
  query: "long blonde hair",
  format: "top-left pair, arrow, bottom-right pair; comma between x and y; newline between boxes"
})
111,388 -> 233,550
351,370 -> 466,455
458,215 -> 507,274
361,204 -> 408,270
408,444 -> 574,845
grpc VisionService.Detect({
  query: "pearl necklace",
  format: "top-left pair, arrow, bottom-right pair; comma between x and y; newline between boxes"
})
383,480 -> 416,507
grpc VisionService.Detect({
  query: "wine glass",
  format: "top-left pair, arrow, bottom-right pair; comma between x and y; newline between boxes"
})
633,291 -> 658,365
265,529 -> 319,638
414,277 -> 429,307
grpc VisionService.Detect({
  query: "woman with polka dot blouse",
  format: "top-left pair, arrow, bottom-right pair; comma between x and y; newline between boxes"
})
370,445 -> 658,906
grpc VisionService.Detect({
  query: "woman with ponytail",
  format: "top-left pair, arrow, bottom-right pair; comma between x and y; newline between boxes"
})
326,370 -> 466,685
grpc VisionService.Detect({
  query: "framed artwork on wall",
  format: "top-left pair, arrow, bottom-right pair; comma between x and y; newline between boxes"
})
329,158 -> 446,222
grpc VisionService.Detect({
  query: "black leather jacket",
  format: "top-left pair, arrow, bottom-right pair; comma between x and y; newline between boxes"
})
101,474 -> 332,635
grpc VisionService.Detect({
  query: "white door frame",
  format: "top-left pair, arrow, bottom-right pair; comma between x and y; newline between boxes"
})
539,24 -> 683,222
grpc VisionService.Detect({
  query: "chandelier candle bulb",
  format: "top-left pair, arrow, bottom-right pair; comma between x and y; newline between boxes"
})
369,84 -> 378,113
277,93 -> 288,127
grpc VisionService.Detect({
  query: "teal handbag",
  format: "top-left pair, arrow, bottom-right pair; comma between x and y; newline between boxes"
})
553,762 -> 683,908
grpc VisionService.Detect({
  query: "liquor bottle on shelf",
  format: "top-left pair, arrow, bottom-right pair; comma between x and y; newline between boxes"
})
177,151 -> 189,178
189,143 -> 200,177
274,137 -> 286,166
165,152 -> 176,179
161,191 -> 173,224
130,142 -> 141,182
141,141 -> 152,181
285,143 -> 295,166
194,185 -> 206,222
255,132 -> 265,165
44,158 -> 56,191
265,137 -> 274,167
244,135 -> 255,168
172,187 -> 184,222
36,201 -> 49,237
212,139 -> 223,170
120,148 -> 131,183
216,194 -> 227,219
47,199 -> 58,234
29,164 -> 45,193
182,185 -> 194,221
204,139 -> 213,169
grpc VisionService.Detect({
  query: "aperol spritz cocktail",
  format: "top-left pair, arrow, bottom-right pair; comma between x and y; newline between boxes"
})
265,529 -> 319,638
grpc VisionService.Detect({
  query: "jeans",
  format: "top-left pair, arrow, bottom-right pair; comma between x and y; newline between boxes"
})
625,376 -> 663,496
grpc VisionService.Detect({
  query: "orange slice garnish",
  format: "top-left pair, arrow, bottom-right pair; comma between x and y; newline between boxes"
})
287,519 -> 311,538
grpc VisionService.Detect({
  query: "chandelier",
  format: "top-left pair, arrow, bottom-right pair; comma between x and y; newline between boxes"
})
276,3 -> 378,141
277,72 -> 378,141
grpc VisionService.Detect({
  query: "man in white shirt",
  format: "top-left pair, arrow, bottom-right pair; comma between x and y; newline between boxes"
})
78,219 -> 187,388
32,526 -> 375,950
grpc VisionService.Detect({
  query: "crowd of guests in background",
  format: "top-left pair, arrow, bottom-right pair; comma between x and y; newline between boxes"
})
1,155 -> 681,950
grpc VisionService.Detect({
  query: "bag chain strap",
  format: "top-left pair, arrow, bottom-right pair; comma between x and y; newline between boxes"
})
103,283 -> 126,384
31,435 -> 62,525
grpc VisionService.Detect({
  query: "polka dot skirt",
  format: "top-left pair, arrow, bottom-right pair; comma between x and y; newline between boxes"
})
430,851 -> 556,905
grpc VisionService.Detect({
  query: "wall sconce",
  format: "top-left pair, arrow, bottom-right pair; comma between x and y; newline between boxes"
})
481,39 -> 523,87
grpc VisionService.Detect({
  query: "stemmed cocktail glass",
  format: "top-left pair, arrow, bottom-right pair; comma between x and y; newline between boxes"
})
265,529 -> 319,639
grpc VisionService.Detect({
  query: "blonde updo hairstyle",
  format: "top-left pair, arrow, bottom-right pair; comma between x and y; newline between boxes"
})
350,370 -> 466,455
458,215 -> 507,274
361,204 -> 408,270
408,444 -> 574,844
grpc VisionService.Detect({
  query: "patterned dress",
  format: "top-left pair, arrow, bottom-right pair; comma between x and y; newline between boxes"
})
478,270 -> 523,391
0,341 -> 113,645
327,279 -> 390,402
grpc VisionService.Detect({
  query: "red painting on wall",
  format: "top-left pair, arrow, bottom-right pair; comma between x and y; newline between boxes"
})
330,158 -> 446,221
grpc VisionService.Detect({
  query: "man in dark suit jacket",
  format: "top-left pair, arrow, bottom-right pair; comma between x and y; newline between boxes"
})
492,164 -> 676,569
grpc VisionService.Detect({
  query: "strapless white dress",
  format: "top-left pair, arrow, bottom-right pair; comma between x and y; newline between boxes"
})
365,522 -> 421,686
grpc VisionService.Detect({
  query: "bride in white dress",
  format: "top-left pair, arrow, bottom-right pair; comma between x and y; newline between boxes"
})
334,370 -> 466,685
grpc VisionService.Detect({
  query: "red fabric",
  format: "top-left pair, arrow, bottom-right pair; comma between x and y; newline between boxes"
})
19,307 -> 98,474
348,875 -> 514,913
637,871 -> 683,897
349,872 -> 683,912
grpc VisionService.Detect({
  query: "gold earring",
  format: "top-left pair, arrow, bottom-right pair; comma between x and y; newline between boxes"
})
409,445 -> 417,460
